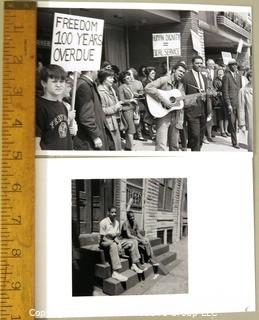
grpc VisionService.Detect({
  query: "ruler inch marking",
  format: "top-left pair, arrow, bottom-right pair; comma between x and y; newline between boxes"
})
1,4 -> 36,320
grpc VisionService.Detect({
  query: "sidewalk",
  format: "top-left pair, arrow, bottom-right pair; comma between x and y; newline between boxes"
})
93,236 -> 188,296
121,236 -> 188,296
132,130 -> 248,152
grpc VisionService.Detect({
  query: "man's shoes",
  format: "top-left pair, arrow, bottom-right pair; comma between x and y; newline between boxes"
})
233,144 -> 240,149
138,136 -> 147,141
207,137 -> 216,142
131,263 -> 144,274
203,138 -> 210,144
148,259 -> 159,266
112,271 -> 128,282
136,263 -> 148,271
226,132 -> 231,137
221,133 -> 227,138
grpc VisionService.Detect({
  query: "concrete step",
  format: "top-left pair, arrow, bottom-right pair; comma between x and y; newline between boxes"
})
156,251 -> 177,275
157,251 -> 177,265
102,263 -> 154,295
153,244 -> 170,257
80,244 -> 106,264
149,237 -> 162,247
95,258 -> 129,279
79,233 -> 99,247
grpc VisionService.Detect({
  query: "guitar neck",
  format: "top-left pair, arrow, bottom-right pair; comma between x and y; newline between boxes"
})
176,92 -> 204,102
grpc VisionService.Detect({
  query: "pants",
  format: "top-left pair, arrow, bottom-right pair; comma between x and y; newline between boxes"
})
100,238 -> 140,271
227,109 -> 238,146
186,114 -> 206,151
156,112 -> 180,151
138,238 -> 153,262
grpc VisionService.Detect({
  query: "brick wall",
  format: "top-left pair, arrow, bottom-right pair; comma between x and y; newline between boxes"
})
128,11 -> 201,73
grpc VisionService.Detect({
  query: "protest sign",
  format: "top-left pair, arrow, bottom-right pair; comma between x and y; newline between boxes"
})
50,12 -> 104,71
190,30 -> 202,55
152,33 -> 181,58
237,38 -> 244,53
221,51 -> 232,65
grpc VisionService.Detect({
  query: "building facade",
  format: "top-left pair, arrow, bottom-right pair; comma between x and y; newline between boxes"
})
72,178 -> 187,245
37,7 -> 252,71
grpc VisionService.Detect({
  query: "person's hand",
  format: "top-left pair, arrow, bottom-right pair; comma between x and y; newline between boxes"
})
93,137 -> 103,149
68,110 -> 76,121
115,101 -> 123,112
140,239 -> 148,245
69,125 -> 77,136
240,125 -> 246,133
162,101 -> 173,110
130,98 -> 138,104
207,113 -> 212,122
227,105 -> 233,114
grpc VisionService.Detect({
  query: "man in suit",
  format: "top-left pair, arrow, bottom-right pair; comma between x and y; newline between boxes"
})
182,55 -> 212,151
74,70 -> 114,150
222,59 -> 242,149
145,62 -> 187,151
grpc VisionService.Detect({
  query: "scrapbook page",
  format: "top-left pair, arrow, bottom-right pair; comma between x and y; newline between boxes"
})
34,1 -> 255,319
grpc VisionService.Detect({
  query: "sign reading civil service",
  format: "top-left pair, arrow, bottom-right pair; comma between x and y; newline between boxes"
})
152,33 -> 181,57
50,13 -> 104,71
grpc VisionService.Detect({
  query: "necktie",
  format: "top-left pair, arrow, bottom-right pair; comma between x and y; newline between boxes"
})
197,73 -> 204,91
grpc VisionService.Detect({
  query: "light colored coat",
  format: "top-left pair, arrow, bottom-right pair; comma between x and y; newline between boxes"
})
238,83 -> 253,151
98,84 -> 119,132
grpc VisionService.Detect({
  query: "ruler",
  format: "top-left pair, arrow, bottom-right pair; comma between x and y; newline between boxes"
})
1,1 -> 36,319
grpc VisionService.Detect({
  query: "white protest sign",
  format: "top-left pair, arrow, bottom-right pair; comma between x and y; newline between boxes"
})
221,51 -> 232,65
50,13 -> 104,71
152,33 -> 181,57
190,30 -> 202,55
237,38 -> 243,53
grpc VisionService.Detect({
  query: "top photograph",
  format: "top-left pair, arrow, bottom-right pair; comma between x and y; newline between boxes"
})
36,2 -> 253,152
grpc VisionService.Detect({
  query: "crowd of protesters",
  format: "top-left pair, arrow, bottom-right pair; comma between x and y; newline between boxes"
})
36,57 -> 253,151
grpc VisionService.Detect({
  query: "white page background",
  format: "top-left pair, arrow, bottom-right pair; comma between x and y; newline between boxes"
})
35,153 -> 255,318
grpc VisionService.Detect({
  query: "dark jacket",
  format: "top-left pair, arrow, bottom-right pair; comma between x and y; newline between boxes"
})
182,70 -> 212,118
74,75 -> 113,150
222,70 -> 242,110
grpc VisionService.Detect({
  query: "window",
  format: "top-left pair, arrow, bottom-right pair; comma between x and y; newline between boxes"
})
126,179 -> 143,210
158,179 -> 175,211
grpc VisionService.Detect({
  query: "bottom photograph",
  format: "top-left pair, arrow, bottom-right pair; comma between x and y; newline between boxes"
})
71,178 -> 188,297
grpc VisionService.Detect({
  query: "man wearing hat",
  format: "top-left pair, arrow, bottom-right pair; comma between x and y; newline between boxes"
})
222,59 -> 242,149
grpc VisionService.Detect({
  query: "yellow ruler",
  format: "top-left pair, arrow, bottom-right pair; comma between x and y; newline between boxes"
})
1,1 -> 36,319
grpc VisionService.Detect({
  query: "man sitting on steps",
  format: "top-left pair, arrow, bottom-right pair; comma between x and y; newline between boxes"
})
99,206 -> 144,282
121,211 -> 159,267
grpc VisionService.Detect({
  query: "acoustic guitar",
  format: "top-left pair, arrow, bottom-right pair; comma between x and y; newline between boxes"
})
146,88 -> 209,118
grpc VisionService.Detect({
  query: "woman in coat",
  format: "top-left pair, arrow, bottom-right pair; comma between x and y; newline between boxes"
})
213,68 -> 229,137
238,70 -> 253,152
97,69 -> 123,150
118,71 -> 138,151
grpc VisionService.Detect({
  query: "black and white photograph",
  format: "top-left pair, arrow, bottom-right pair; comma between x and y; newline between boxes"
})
36,2 -> 253,152
71,178 -> 188,296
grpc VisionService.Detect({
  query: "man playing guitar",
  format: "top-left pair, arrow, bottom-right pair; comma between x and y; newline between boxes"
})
145,62 -> 187,151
